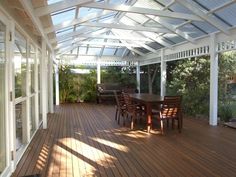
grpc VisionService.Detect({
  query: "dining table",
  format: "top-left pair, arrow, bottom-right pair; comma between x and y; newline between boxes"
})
129,93 -> 163,133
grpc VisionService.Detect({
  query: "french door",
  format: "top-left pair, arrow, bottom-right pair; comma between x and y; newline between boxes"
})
0,15 -> 7,176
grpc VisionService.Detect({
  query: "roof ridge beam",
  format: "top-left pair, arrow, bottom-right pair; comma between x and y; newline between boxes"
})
35,1 -> 204,22
175,0 -> 230,35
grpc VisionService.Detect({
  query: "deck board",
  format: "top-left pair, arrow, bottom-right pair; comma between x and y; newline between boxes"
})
12,103 -> 236,177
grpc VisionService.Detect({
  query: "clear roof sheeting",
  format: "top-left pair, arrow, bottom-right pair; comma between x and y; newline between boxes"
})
29,0 -> 236,60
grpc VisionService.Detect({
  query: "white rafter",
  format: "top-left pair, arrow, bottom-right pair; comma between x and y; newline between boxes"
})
175,0 -> 230,35
146,15 -> 195,43
35,1 -> 203,22
76,22 -> 171,33
45,10 -> 113,33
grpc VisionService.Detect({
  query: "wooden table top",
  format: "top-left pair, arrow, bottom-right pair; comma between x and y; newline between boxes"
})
129,93 -> 163,103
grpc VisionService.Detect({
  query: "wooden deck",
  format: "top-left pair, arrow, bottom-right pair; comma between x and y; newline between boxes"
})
12,103 -> 236,177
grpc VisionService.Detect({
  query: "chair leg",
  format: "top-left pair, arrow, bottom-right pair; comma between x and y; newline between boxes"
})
115,108 -> 118,121
131,116 -> 134,129
118,111 -> 121,124
167,119 -> 169,128
172,119 -> 174,129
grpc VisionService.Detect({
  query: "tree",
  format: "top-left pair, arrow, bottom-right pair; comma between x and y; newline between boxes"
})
167,57 -> 210,116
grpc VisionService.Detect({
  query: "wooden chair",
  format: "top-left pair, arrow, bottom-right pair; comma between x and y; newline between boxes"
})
155,96 -> 182,134
114,91 -> 126,124
122,92 -> 145,129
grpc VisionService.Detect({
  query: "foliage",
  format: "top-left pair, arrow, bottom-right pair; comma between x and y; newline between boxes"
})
219,101 -> 233,122
101,66 -> 137,88
78,70 -> 97,102
166,57 -> 210,116
140,64 -> 160,94
59,65 -> 79,103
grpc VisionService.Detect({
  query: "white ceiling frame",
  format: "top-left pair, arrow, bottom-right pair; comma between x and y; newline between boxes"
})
176,0 -> 230,35
140,31 -> 173,48
82,2 -> 204,21
35,1 -> 203,22
76,22 -> 172,33
58,41 -> 140,55
44,10 -> 113,33
34,0 -> 94,16
111,30 -> 145,56
111,30 -> 158,54
19,0 -> 53,50
146,15 -> 195,43
72,34 -> 153,42
123,15 -> 173,48
51,27 -> 104,43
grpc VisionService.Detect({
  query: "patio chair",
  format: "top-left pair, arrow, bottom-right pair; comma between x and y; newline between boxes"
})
122,92 -> 146,129
114,91 -> 126,124
154,96 -> 182,134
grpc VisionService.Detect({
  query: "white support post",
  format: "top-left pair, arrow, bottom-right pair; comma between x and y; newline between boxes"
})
48,52 -> 54,113
209,34 -> 218,126
136,62 -> 140,93
160,49 -> 166,97
41,39 -> 47,129
35,48 -> 39,129
55,64 -> 60,105
97,60 -> 101,84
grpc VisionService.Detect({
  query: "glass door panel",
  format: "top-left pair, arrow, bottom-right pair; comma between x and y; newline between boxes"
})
0,20 -> 6,174
14,30 -> 27,98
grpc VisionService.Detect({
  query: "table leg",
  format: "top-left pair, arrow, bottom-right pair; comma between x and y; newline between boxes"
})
146,103 -> 152,133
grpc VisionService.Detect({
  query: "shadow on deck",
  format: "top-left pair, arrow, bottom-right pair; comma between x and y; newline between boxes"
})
12,103 -> 236,177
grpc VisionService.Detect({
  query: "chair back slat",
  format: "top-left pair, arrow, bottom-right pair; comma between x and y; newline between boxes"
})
123,92 -> 135,112
161,96 -> 182,119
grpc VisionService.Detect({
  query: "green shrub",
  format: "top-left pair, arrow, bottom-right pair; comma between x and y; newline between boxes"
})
219,102 -> 233,122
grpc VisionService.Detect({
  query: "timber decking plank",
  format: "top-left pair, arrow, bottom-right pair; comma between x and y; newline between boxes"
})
12,103 -> 236,177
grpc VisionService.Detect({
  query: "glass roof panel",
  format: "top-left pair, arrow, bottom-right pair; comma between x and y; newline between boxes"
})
79,47 -> 87,55
103,48 -> 116,56
115,48 -> 126,57
51,8 -> 76,25
215,3 -> 236,26
194,0 -> 230,10
125,13 -> 149,24
163,34 -> 185,44
56,27 -> 74,37
79,8 -> 103,18
47,0 -> 63,5
134,0 -> 162,10
88,47 -> 101,55
178,24 -> 206,38
120,16 -> 138,26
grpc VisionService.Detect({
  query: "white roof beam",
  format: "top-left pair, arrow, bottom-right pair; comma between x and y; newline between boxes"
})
35,0 -> 94,16
45,10 -> 113,33
77,22 -> 171,33
176,0 -> 230,35
121,48 -> 128,58
111,30 -> 145,56
35,1 -> 203,21
140,31 -> 173,48
73,34 -> 152,42
82,2 -> 203,21
146,15 -> 195,43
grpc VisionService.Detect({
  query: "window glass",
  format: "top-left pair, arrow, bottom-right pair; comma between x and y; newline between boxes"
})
15,101 -> 27,151
14,30 -> 27,98
29,44 -> 36,93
